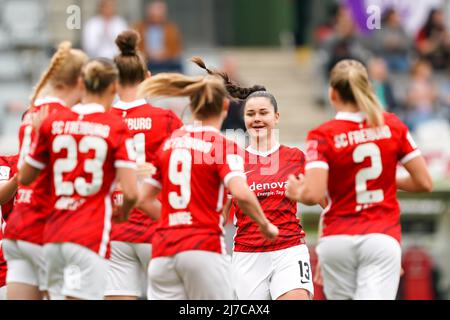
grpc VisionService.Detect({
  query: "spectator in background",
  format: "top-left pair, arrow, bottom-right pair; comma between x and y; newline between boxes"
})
415,9 -> 450,70
404,59 -> 438,131
372,8 -> 410,73
82,0 -> 128,59
135,1 -> 182,74
368,57 -> 398,113
439,65 -> 450,122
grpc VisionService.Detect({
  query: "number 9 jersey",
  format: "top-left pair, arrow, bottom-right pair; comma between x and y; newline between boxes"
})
305,112 -> 420,243
26,104 -> 136,257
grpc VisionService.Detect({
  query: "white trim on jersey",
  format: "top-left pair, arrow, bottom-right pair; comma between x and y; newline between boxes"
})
113,99 -> 147,110
219,214 -> 227,255
305,161 -> 329,170
114,160 -> 137,170
335,111 -> 366,123
34,96 -> 67,107
216,183 -> 225,212
400,149 -> 422,165
246,143 -> 281,157
143,177 -> 162,189
72,103 -> 105,115
25,155 -> 46,170
223,171 -> 247,188
406,131 -> 418,149
99,195 -> 113,258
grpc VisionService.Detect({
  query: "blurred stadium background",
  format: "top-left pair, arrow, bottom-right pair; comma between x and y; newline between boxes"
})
0,0 -> 449,299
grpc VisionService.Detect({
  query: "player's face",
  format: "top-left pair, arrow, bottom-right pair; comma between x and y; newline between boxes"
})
244,97 -> 279,140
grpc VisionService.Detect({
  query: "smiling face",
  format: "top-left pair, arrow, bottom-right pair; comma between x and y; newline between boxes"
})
244,96 -> 279,141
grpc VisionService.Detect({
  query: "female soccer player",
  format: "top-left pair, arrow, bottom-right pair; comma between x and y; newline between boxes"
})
105,30 -> 183,300
193,57 -> 314,300
2,42 -> 88,300
18,58 -> 138,300
137,72 -> 279,300
286,59 -> 433,300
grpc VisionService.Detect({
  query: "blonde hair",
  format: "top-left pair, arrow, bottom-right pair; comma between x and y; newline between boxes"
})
330,59 -> 384,127
30,41 -> 88,105
138,73 -> 227,120
82,58 -> 119,94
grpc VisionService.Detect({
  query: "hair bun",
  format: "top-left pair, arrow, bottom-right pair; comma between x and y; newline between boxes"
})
116,30 -> 140,56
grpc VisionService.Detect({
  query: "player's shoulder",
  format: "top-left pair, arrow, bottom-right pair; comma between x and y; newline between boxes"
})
308,118 -> 342,137
383,112 -> 406,127
280,144 -> 305,158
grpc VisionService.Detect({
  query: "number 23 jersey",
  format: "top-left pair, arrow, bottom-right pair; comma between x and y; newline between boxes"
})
27,104 -> 136,257
306,112 -> 420,243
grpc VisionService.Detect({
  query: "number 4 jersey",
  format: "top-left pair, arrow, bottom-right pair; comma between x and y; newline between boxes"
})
26,103 -> 136,257
306,112 -> 420,243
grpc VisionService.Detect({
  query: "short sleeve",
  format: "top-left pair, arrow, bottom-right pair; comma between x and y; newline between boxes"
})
305,129 -> 330,171
398,123 -> 421,165
217,139 -> 246,188
167,111 -> 183,134
26,119 -> 51,170
114,123 -> 137,170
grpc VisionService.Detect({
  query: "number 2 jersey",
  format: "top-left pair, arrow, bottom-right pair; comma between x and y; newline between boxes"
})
4,98 -> 67,245
231,144 -> 306,252
109,99 -> 183,244
305,112 -> 420,243
146,125 -> 246,258
0,154 -> 18,288
26,103 -> 136,257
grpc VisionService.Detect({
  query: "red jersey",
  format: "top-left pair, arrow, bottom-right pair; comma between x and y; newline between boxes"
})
0,154 -> 18,288
5,98 -> 67,244
27,103 -> 136,257
305,112 -> 420,243
109,99 -> 182,243
231,144 -> 306,252
146,125 -> 246,258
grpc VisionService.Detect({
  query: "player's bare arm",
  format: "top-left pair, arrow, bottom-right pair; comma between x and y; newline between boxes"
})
136,183 -> 161,221
397,156 -> 433,192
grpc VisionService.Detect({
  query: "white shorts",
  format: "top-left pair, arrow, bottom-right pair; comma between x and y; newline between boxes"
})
316,233 -> 401,300
232,244 -> 314,300
148,250 -> 233,300
105,241 -> 152,298
0,286 -> 6,300
2,239 -> 47,290
44,243 -> 108,300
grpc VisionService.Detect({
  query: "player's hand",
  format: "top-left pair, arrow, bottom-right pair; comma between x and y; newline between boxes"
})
259,221 -> 279,240
137,162 -> 156,180
31,105 -> 49,132
314,260 -> 323,286
285,174 -> 304,201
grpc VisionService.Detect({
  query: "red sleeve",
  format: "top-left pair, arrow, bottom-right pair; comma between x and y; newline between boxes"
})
167,110 -> 183,134
114,122 -> 137,170
305,128 -> 330,170
295,148 -> 306,175
26,118 -> 51,170
217,138 -> 246,188
397,121 -> 421,165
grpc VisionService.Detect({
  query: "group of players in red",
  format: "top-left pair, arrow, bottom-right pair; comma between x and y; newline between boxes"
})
0,29 -> 432,300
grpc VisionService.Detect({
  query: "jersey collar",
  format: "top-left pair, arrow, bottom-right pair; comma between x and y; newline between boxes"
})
34,96 -> 67,107
72,103 -> 106,115
246,143 -> 280,157
335,111 -> 366,123
113,99 -> 147,110
182,124 -> 220,133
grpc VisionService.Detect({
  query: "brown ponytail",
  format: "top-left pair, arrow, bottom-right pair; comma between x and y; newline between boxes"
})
330,59 -> 384,127
138,72 -> 227,120
30,41 -> 88,105
114,30 -> 148,86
